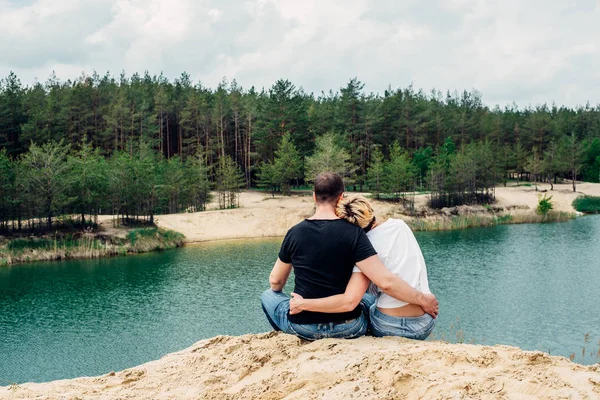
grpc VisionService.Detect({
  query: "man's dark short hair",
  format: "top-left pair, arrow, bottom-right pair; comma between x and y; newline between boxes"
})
314,172 -> 345,205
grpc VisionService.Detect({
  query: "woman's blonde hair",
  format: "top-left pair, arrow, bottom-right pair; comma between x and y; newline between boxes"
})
336,196 -> 375,229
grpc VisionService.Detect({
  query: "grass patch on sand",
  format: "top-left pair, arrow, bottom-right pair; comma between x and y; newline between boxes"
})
407,211 -> 576,232
572,196 -> 600,214
0,228 -> 185,266
126,228 -> 185,253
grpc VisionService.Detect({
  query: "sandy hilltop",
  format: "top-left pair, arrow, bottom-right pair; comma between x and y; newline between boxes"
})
153,183 -> 600,243
2,333 -> 599,399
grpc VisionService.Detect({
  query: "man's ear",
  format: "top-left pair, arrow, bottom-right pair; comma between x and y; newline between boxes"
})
313,192 -> 317,203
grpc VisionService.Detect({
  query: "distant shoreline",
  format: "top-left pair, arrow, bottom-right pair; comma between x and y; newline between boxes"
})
2,182 -> 599,266
0,227 -> 184,267
156,182 -> 600,243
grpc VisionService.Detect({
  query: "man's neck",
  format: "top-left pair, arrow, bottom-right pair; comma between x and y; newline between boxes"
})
309,203 -> 339,220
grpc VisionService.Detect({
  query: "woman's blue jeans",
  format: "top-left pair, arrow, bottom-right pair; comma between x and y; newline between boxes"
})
369,304 -> 435,340
260,289 -> 376,341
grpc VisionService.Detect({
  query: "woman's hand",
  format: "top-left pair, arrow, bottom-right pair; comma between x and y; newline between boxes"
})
289,292 -> 304,315
419,293 -> 439,318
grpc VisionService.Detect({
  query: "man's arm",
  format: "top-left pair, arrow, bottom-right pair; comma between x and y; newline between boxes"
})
289,272 -> 370,314
269,258 -> 292,291
356,255 -> 439,317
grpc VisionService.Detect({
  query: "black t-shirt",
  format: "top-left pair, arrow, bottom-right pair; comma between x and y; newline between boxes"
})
278,218 -> 377,324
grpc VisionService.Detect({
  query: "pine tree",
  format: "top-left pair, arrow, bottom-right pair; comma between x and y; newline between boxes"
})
305,132 -> 355,183
67,138 -> 106,227
185,149 -> 212,211
271,133 -> 302,195
215,156 -> 244,209
257,162 -> 278,198
0,72 -> 25,155
0,149 -> 15,231
20,140 -> 73,230
383,142 -> 416,202
366,147 -> 385,199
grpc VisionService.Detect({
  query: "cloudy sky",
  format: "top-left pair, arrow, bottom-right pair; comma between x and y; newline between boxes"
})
1,0 -> 599,107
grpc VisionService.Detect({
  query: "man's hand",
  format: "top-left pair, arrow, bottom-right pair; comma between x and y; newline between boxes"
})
419,293 -> 439,318
289,292 -> 304,315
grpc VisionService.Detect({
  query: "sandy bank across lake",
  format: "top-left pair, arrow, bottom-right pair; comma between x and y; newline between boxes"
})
153,183 -> 600,243
2,332 -> 598,399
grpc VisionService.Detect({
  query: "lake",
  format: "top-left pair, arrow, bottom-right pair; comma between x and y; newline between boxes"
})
1,215 -> 599,384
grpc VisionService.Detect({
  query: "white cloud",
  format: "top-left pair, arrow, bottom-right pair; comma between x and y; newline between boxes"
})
208,8 -> 222,22
1,0 -> 599,107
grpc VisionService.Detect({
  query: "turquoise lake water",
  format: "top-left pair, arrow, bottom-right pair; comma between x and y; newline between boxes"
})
1,215 -> 599,384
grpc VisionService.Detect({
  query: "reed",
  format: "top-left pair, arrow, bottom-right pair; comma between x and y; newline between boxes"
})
0,228 -> 185,266
568,333 -> 600,364
408,211 -> 576,232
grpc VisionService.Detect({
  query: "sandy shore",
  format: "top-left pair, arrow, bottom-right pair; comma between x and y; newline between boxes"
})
2,332 -> 598,399
153,183 -> 600,243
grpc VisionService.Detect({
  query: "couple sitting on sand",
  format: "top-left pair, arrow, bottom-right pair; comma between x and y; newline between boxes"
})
261,172 -> 439,340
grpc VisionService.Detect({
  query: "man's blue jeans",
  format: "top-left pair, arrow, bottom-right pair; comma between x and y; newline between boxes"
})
260,289 -> 376,340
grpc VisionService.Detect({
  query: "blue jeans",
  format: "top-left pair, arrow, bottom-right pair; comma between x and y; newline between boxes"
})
369,304 -> 435,340
261,289 -> 376,341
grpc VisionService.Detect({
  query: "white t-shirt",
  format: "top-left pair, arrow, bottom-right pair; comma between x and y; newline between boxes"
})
355,218 -> 431,308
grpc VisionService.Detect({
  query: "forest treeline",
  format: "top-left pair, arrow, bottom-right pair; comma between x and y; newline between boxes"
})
1,71 -> 600,231
0,140 -> 221,233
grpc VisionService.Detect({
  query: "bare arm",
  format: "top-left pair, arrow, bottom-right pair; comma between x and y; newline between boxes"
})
356,255 -> 439,317
269,258 -> 292,291
289,272 -> 370,314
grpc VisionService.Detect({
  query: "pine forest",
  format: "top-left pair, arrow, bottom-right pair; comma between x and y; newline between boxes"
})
1,71 -> 600,233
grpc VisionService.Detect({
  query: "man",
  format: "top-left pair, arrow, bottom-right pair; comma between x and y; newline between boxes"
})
260,172 -> 438,340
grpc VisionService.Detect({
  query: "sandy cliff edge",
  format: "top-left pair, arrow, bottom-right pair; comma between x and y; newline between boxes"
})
1,332 -> 599,399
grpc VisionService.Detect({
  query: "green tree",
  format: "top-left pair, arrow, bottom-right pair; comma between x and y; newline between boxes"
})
67,138 -> 106,227
20,141 -> 73,230
305,132 -> 355,183
257,162 -> 278,198
581,138 -> 600,183
412,146 -> 433,188
215,156 -> 244,209
0,149 -> 16,231
383,142 -> 416,202
565,133 -> 583,192
525,147 -> 543,191
0,72 -> 25,155
185,150 -> 212,211
158,156 -> 187,214
271,133 -> 302,195
366,147 -> 385,199
513,141 -> 529,185
542,140 -> 567,190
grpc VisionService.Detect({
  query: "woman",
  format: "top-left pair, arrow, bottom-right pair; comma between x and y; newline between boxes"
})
290,196 -> 435,340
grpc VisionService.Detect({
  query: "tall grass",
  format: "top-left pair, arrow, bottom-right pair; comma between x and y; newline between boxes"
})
572,196 -> 600,214
0,228 -> 185,266
127,228 -> 185,253
569,333 -> 600,364
407,211 -> 575,232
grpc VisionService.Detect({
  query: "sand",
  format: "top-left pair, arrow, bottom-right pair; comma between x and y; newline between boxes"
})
153,183 -> 600,243
2,332 -> 598,399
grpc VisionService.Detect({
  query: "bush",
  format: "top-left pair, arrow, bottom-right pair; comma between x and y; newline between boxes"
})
572,196 -> 600,213
536,194 -> 553,216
